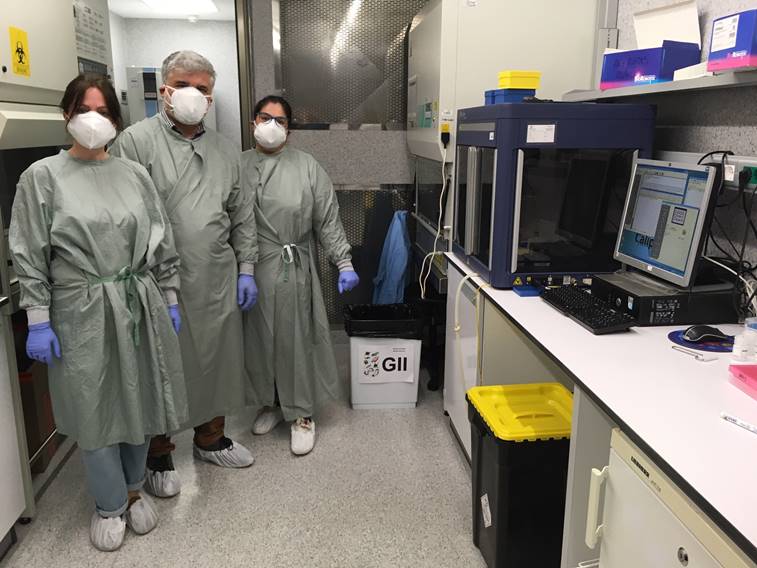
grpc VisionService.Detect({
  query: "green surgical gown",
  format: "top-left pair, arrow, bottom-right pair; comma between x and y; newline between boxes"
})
9,151 -> 187,450
241,146 -> 351,420
110,117 -> 257,428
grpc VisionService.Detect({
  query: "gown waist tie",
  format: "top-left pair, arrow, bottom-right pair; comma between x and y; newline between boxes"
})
89,266 -> 147,346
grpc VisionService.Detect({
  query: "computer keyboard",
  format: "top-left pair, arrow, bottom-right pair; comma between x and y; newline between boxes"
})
540,286 -> 636,335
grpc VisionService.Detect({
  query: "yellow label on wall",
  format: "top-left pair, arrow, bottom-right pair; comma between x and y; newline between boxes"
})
9,27 -> 30,77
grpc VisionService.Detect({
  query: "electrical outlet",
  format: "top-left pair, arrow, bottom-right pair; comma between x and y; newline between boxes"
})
723,157 -> 757,190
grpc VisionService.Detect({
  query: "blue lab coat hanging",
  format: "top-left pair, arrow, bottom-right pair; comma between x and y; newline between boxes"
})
372,210 -> 410,304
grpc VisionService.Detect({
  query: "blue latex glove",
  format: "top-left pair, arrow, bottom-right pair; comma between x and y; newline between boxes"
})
26,322 -> 61,365
238,274 -> 258,311
168,305 -> 181,334
338,270 -> 360,294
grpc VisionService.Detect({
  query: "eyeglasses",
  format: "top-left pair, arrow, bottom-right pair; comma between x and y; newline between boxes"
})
256,112 -> 288,127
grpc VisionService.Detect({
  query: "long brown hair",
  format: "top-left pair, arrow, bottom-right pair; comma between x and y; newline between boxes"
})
59,74 -> 123,131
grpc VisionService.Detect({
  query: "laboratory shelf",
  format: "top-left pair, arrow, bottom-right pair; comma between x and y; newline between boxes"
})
562,69 -> 757,102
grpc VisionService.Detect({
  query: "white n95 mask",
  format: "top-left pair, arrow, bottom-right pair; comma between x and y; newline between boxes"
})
254,119 -> 287,149
67,111 -> 117,150
164,86 -> 210,125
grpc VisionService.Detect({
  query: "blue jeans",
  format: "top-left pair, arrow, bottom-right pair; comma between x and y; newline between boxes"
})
80,440 -> 149,517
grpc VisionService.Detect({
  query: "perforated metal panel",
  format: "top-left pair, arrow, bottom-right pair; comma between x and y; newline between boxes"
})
316,186 -> 414,323
276,0 -> 429,126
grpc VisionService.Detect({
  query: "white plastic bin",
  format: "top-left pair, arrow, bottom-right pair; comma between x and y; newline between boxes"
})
350,337 -> 422,409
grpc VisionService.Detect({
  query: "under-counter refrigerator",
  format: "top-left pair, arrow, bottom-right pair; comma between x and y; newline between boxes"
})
584,429 -> 754,568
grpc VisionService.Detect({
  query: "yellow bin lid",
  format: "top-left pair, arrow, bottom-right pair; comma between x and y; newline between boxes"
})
497,70 -> 541,79
467,383 -> 572,442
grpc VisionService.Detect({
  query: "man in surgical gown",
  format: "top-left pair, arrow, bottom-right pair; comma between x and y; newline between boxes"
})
110,50 -> 258,497
243,95 -> 359,456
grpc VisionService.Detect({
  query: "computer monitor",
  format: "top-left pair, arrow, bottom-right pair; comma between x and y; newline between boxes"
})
614,158 -> 717,288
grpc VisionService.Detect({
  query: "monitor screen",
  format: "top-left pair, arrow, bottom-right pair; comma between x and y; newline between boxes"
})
615,159 -> 716,287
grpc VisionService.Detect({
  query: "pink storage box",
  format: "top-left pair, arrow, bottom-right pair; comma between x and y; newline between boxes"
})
729,364 -> 757,401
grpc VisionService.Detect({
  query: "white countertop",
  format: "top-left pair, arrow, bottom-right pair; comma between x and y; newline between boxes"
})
446,253 -> 757,555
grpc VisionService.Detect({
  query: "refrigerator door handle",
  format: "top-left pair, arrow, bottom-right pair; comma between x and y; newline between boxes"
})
585,466 -> 609,550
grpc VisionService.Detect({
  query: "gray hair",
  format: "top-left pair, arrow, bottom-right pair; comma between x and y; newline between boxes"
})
161,50 -> 216,86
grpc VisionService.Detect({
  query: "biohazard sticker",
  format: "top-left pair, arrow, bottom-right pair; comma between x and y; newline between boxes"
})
359,344 -> 415,384
9,27 -> 30,77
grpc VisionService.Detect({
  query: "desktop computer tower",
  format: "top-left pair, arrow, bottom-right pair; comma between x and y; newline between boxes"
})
591,271 -> 739,326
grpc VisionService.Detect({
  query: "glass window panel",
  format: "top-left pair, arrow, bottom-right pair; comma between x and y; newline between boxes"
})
455,146 -> 469,248
473,148 -> 495,266
516,148 -> 634,274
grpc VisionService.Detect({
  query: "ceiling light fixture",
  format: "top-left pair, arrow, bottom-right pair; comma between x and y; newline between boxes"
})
141,0 -> 218,16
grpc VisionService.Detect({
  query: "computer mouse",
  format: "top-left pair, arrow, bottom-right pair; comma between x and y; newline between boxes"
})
683,325 -> 732,343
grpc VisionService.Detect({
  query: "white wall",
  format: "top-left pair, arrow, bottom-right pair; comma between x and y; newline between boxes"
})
108,11 -> 128,98
114,18 -> 241,148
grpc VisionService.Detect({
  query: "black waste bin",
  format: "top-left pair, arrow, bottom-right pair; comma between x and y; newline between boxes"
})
467,384 -> 572,568
343,303 -> 423,339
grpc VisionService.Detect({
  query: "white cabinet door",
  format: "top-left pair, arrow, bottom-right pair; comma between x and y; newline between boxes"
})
443,263 -> 481,459
589,432 -> 752,568
0,316 -> 26,538
599,449 -> 721,568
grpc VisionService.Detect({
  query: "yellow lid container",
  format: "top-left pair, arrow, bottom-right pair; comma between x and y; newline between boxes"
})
497,70 -> 541,90
467,383 -> 572,442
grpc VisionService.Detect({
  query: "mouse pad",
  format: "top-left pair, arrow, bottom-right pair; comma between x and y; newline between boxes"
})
668,330 -> 733,352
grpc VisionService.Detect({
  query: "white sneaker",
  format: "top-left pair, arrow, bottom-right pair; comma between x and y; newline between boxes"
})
193,438 -> 255,468
89,512 -> 126,552
124,492 -> 158,535
252,407 -> 284,435
291,418 -> 316,456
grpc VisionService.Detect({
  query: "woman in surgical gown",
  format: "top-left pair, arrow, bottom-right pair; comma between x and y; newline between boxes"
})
9,74 -> 187,552
243,96 -> 359,456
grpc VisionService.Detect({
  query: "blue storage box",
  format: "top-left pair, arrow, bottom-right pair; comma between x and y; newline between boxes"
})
708,10 -> 757,72
600,40 -> 700,90
484,89 -> 535,105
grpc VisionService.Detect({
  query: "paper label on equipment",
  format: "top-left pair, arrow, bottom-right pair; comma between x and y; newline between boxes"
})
725,164 -> 736,182
712,15 -> 739,52
480,494 -> 492,528
527,124 -> 556,144
358,343 -> 415,384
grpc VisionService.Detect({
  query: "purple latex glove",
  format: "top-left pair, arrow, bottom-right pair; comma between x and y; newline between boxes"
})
26,322 -> 61,365
338,270 -> 360,294
168,305 -> 181,334
238,274 -> 258,311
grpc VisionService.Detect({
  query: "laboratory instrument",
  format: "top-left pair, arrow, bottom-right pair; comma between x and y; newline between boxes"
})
453,102 -> 655,288
407,0 -> 601,295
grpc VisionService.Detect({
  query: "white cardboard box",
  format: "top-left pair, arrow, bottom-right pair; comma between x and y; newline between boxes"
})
350,338 -> 422,409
